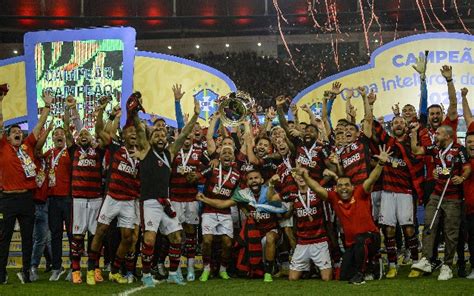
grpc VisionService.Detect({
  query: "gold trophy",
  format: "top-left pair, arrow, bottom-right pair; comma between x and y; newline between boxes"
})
217,91 -> 255,127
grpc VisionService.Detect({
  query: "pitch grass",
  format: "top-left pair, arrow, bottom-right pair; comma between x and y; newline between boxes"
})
0,266 -> 473,296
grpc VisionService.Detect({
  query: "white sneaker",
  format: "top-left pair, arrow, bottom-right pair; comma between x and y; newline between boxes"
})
438,265 -> 453,281
49,267 -> 66,281
466,270 -> 474,279
364,273 -> 374,281
411,257 -> 432,273
30,267 -> 39,282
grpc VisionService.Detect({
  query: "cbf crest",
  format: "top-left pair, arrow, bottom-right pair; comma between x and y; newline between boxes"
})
193,84 -> 220,121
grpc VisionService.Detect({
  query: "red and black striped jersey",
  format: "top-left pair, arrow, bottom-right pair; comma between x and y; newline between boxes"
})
426,142 -> 469,200
71,145 -> 104,198
275,156 -> 297,200
418,116 -> 459,181
295,143 -> 329,183
201,163 -> 241,214
338,136 -> 371,186
170,146 -> 206,202
106,144 -> 140,201
286,189 -> 328,245
236,152 -> 278,188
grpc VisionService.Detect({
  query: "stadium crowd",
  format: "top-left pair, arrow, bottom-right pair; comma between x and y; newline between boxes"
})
187,43 -> 363,110
0,54 -> 474,289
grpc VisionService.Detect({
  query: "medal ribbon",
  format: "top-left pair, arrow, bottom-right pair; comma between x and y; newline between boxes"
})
438,141 -> 453,170
153,149 -> 170,169
297,188 -> 312,212
218,163 -> 233,190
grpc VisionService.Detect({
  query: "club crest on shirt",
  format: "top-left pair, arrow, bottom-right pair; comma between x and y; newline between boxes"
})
351,143 -> 358,151
157,160 -> 163,166
147,220 -> 153,227
230,177 -> 237,184
192,153 -> 199,160
446,154 -> 453,162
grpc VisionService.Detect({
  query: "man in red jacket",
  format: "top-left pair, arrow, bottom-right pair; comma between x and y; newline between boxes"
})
0,90 -> 51,284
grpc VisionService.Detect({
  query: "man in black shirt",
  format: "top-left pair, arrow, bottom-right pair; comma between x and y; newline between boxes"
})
132,88 -> 200,287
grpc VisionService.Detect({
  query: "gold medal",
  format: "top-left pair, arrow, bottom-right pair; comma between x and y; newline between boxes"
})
79,153 -> 85,160
442,168 -> 450,175
308,216 -> 314,222
177,166 -> 185,175
392,161 -> 398,168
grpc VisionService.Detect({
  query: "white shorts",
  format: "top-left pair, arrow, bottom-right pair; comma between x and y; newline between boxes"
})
379,191 -> 414,227
72,197 -> 102,235
97,195 -> 137,229
201,213 -> 233,238
290,241 -> 332,272
142,199 -> 182,235
171,201 -> 200,225
371,190 -> 382,222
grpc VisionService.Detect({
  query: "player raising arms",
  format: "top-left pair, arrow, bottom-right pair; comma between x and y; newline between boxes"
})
86,96 -> 139,285
132,85 -> 200,287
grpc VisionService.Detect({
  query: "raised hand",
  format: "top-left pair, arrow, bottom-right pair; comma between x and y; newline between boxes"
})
412,55 -> 427,75
42,90 -> 54,105
374,144 -> 393,164
461,87 -> 468,97
266,106 -> 276,120
410,122 -> 420,132
367,89 -> 377,105
290,104 -> 298,115
392,102 -> 400,116
440,65 -> 453,80
292,162 -> 309,177
300,104 -> 311,114
323,168 -> 338,180
289,128 -> 302,138
269,174 -> 280,185
345,88 -> 354,99
172,84 -> 185,101
98,96 -> 111,110
348,105 -> 357,119
356,86 -> 367,97
275,95 -> 288,107
329,81 -> 343,96
65,95 -> 76,109
194,98 -> 201,115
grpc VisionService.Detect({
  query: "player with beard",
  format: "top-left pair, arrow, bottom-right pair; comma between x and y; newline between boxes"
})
168,84 -> 207,282
61,97 -> 107,285
133,87 -> 200,287
86,99 -> 140,285
198,145 -> 241,282
371,115 -> 422,278
337,87 -> 375,186
196,170 -> 283,282
291,145 -> 391,285
267,166 -> 332,282
0,90 -> 51,284
410,123 -> 470,280
245,136 -> 278,182
415,65 -> 460,271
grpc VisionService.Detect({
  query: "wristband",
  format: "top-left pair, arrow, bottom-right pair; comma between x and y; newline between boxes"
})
446,78 -> 453,83
377,161 -> 386,167
44,104 -> 51,109
108,114 -> 116,121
